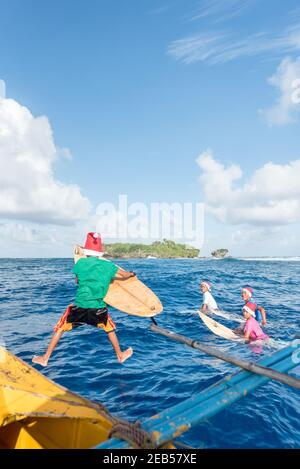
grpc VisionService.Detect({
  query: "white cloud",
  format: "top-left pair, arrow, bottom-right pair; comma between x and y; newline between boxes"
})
231,226 -> 281,244
0,220 -> 94,257
147,3 -> 176,16
189,0 -> 252,23
230,225 -> 300,254
0,89 -> 90,225
0,222 -> 57,245
0,80 -> 5,99
197,149 -> 300,225
167,21 -> 300,65
261,56 -> 300,126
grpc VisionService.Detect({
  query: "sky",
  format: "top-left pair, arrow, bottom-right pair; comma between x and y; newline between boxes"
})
0,0 -> 300,257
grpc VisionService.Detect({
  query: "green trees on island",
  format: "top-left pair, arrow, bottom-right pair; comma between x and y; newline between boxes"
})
103,239 -> 200,258
211,249 -> 229,258
102,241 -> 229,259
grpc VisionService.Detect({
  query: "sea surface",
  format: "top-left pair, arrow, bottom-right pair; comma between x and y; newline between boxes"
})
0,257 -> 299,448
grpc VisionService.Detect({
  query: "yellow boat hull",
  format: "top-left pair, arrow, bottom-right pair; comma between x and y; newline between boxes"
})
0,347 -> 115,449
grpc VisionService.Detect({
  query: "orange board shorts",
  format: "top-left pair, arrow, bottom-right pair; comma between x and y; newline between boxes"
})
54,304 -> 116,334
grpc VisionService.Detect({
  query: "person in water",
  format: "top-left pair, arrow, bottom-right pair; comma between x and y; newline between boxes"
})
241,287 -> 267,325
200,281 -> 219,313
32,232 -> 135,367
242,302 -> 269,342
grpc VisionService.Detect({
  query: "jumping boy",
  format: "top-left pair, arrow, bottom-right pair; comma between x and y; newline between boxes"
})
32,232 -> 135,367
241,287 -> 267,325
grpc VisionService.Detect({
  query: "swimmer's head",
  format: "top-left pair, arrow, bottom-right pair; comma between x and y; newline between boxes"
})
200,281 -> 211,293
243,302 -> 256,319
242,287 -> 253,302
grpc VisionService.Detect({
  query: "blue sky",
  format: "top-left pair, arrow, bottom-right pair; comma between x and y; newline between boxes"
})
0,0 -> 300,256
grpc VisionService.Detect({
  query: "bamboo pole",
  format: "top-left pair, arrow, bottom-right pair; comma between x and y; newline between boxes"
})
97,342 -> 299,449
150,325 -> 300,390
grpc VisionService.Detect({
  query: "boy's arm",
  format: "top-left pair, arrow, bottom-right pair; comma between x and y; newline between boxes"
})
258,306 -> 267,325
116,268 -> 136,280
201,303 -> 207,314
243,321 -> 251,341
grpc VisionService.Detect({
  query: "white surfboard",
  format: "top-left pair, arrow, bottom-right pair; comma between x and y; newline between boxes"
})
207,309 -> 243,324
198,311 -> 242,341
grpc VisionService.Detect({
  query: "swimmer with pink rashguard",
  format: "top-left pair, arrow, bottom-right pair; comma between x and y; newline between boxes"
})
242,302 -> 269,342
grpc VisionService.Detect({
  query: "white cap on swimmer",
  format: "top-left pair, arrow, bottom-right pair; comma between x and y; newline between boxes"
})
243,303 -> 256,317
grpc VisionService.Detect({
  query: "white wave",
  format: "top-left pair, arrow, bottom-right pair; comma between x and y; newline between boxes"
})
196,309 -> 243,323
211,309 -> 243,323
237,257 -> 300,262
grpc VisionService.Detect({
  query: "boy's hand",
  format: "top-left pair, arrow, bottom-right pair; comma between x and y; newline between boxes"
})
124,271 -> 136,279
116,268 -> 136,279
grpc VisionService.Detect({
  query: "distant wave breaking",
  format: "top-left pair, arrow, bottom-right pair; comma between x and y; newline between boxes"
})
237,257 -> 300,262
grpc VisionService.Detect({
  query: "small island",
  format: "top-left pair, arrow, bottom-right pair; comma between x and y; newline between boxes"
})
211,248 -> 229,259
104,239 -> 200,259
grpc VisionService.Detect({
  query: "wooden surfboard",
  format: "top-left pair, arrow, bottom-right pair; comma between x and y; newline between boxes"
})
73,245 -> 163,317
198,311 -> 241,341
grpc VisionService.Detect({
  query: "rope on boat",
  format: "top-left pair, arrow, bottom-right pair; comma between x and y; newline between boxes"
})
90,399 -> 157,448
108,420 -> 156,449
150,324 -> 300,391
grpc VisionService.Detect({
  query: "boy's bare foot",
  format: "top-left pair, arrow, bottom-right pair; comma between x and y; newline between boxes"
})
117,347 -> 133,364
32,355 -> 48,367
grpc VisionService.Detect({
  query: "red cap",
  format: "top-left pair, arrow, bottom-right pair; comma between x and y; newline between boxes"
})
242,287 -> 253,298
83,232 -> 104,257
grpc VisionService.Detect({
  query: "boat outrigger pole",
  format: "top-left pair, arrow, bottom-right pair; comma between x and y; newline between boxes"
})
150,324 -> 300,390
98,331 -> 300,449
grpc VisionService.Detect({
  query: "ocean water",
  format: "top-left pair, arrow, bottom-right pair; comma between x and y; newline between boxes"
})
0,257 -> 299,449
